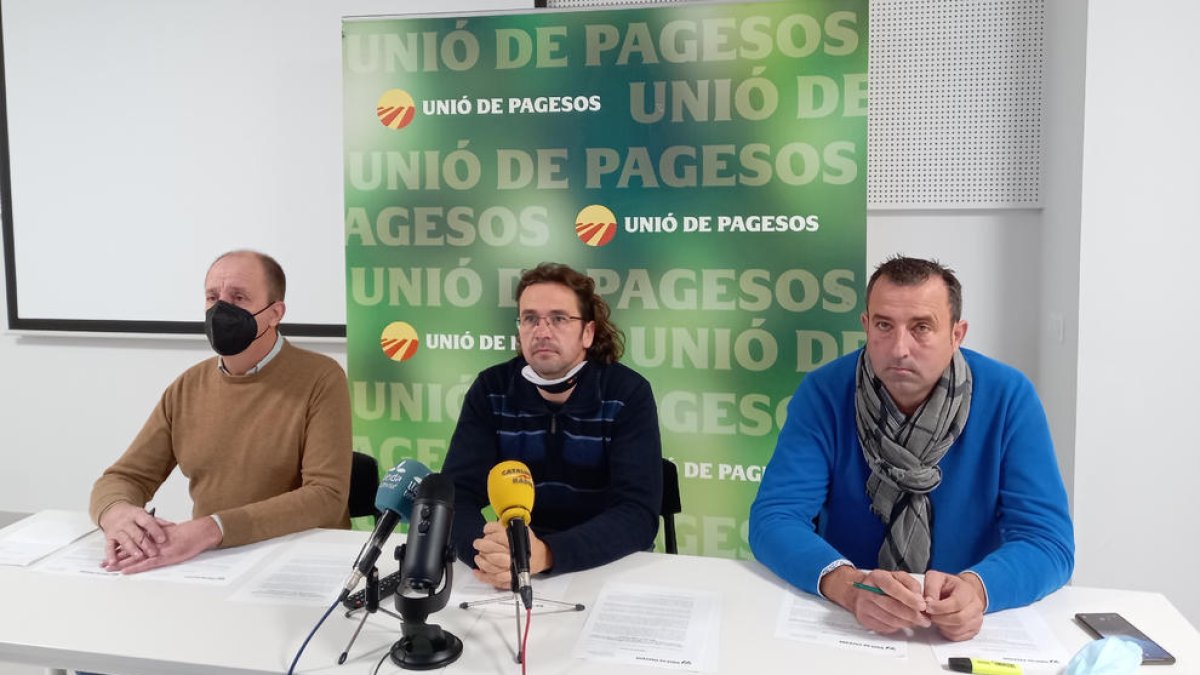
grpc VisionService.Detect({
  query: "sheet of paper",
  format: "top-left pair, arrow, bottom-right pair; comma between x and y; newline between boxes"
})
929,605 -> 1070,670
137,537 -> 278,584
0,510 -> 96,567
774,589 -> 909,658
33,531 -> 278,585
573,582 -> 721,672
228,541 -> 353,606
29,534 -> 114,578
450,564 -> 576,613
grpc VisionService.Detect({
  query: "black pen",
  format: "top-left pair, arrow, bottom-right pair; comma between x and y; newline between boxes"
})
137,507 -> 157,549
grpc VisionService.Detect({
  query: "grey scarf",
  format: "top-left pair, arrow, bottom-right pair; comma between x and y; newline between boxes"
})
854,349 -> 972,572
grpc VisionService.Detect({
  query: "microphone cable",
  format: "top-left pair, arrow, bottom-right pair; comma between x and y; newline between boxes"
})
371,647 -> 390,675
521,606 -> 532,675
286,595 -> 342,675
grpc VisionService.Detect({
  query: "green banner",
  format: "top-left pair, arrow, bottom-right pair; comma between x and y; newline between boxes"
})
343,0 -> 867,558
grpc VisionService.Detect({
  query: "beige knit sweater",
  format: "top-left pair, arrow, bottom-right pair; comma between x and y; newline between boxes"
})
89,341 -> 351,547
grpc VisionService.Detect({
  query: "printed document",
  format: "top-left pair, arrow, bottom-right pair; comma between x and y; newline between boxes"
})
774,588 -> 1068,668
0,510 -> 95,567
930,605 -> 1070,670
573,582 -> 721,672
229,541 -> 354,606
33,531 -> 277,585
775,589 -> 910,658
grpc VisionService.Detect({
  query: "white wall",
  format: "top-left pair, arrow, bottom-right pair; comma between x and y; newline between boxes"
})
1072,1 -> 1200,625
1038,0 -> 1088,505
868,211 -> 1042,378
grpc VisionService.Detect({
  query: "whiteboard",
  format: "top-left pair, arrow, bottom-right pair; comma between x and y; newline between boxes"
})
1,0 -> 526,335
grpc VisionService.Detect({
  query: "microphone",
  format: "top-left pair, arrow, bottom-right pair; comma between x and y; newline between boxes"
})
487,460 -> 536,609
391,472 -> 463,668
340,459 -> 431,599
399,473 -> 455,593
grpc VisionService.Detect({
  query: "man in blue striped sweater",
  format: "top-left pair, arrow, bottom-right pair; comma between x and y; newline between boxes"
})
750,256 -> 1073,641
443,262 -> 663,587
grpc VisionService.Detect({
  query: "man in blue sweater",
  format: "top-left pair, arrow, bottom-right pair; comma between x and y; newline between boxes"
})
442,263 -> 662,588
750,256 -> 1073,642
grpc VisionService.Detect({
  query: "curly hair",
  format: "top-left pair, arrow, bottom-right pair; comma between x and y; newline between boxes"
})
515,262 -> 624,364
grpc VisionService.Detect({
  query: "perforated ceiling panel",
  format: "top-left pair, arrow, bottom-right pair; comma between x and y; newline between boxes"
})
869,0 -> 1045,208
544,0 -> 1047,209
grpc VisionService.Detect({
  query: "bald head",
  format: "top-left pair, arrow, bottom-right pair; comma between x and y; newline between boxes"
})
209,250 -> 286,303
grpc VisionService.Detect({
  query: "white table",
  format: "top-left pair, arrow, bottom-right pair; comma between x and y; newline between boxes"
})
0,524 -> 1196,674
0,512 -> 28,530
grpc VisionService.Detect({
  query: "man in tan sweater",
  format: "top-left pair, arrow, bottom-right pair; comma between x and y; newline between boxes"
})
89,250 -> 351,574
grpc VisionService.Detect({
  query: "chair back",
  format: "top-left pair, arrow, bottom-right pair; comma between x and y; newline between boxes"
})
349,452 -> 381,522
661,458 -> 682,554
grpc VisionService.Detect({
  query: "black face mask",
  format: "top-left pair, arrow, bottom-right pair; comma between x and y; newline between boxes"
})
205,300 -> 274,356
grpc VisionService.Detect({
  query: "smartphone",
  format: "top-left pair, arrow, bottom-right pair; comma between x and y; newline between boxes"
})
1075,612 -> 1176,665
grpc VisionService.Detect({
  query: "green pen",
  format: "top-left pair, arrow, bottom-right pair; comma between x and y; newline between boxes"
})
852,581 -> 886,595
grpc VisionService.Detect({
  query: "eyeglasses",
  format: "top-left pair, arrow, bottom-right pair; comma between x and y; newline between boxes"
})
516,313 -> 584,331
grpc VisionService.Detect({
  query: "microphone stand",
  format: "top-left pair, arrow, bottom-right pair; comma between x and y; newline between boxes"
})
458,560 -> 585,665
337,566 -> 402,665
390,545 -> 462,670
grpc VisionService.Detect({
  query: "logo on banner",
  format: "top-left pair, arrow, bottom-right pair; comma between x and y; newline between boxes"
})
380,321 -> 420,361
574,205 -> 617,247
376,89 -> 416,130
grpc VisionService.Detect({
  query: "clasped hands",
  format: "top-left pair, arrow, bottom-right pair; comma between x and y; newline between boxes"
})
98,502 -> 222,574
471,521 -> 554,589
822,566 -> 986,641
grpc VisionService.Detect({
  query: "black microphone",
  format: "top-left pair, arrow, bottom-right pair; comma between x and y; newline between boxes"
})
400,473 -> 455,593
506,518 -> 533,609
340,459 -> 430,599
390,473 -> 463,669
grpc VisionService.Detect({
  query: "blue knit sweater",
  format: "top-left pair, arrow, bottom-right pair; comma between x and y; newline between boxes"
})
442,357 -> 662,575
749,348 -> 1074,612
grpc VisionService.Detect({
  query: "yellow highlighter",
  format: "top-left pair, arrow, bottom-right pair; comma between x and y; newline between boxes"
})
948,658 -> 1022,675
